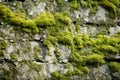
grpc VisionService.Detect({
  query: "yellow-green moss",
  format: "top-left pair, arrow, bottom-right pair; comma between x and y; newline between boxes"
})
0,3 -> 39,34
85,54 -> 105,66
109,62 -> 120,73
56,32 -> 73,45
74,34 -> 83,49
54,12 -> 71,28
10,53 -> 18,62
35,12 -> 55,27
108,0 -> 120,7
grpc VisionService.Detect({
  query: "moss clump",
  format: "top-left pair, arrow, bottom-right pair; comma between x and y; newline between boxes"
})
80,66 -> 90,74
0,3 -> 14,21
93,35 -> 120,56
47,35 -> 58,46
54,12 -> 71,28
57,32 -> 73,45
0,3 -> 39,34
74,34 -> 83,49
10,18 -> 39,33
69,0 -> 80,10
35,12 -> 55,27
109,62 -> 120,73
70,52 -> 83,65
51,71 -> 67,80
85,54 -> 105,66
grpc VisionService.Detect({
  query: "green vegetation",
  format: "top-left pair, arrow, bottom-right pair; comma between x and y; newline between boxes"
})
74,34 -> 83,49
56,32 -> 73,45
0,3 -> 39,34
109,62 -> 120,73
51,71 -> 67,80
108,0 -> 120,7
56,0 -> 65,4
33,46 -> 41,61
67,0 -> 119,17
0,40 -> 8,50
35,12 -> 55,27
10,53 -> 18,62
54,12 -> 71,29
85,54 -> 105,66
69,0 -> 80,10
0,40 -> 8,58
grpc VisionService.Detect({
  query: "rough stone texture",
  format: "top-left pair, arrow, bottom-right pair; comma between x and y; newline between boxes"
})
0,0 -> 120,80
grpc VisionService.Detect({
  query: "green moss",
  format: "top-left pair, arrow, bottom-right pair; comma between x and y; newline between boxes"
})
56,0 -> 65,4
70,52 -> 83,65
43,39 -> 52,55
85,54 -> 105,66
109,62 -> 120,73
73,67 -> 83,75
10,18 -> 39,33
29,62 -> 43,71
54,12 -> 71,28
69,0 -> 80,10
0,3 -> 39,34
51,71 -> 67,80
33,46 -> 41,61
75,18 -> 81,32
57,32 -> 73,45
54,47 -> 61,58
48,35 -> 58,46
35,12 -> 55,27
91,2 -> 98,14
93,35 -> 120,55
0,40 -> 8,50
0,50 -> 5,58
80,66 -> 90,74
0,3 -> 14,21
2,69 -> 13,80
74,34 -> 83,49
108,0 -> 120,7
10,53 -> 18,62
